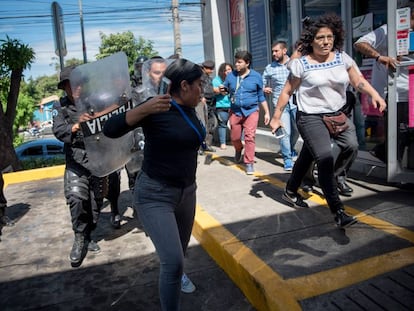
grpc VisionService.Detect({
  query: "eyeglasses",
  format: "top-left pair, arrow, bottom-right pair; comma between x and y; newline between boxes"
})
314,35 -> 335,42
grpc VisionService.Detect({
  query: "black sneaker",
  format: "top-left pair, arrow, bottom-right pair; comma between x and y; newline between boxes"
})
235,150 -> 242,163
335,210 -> 357,228
301,184 -> 314,193
87,240 -> 101,254
0,215 -> 15,227
110,214 -> 121,229
282,189 -> 309,208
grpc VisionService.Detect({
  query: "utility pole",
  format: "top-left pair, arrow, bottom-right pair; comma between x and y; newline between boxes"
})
79,0 -> 87,63
172,0 -> 182,58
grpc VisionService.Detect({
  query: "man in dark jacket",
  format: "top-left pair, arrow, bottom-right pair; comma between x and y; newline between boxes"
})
196,60 -> 216,152
52,65 -> 106,267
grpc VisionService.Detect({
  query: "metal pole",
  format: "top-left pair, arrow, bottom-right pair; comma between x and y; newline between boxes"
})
79,0 -> 87,63
172,0 -> 182,58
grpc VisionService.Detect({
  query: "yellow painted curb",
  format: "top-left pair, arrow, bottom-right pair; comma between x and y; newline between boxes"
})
286,247 -> 414,300
3,165 -> 65,186
193,205 -> 302,311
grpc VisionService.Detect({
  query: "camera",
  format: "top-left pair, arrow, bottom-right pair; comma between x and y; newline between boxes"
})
274,126 -> 286,139
158,76 -> 171,95
220,86 -> 229,94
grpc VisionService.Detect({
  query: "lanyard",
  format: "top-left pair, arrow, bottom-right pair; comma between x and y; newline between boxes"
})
170,99 -> 207,150
235,75 -> 241,92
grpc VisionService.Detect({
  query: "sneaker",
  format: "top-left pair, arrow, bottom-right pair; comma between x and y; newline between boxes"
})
301,184 -> 314,193
283,159 -> 293,171
87,240 -> 101,254
282,189 -> 309,208
291,150 -> 298,162
205,145 -> 216,152
181,273 -> 196,293
337,180 -> 353,197
110,213 -> 121,229
245,163 -> 254,175
234,150 -> 242,163
335,209 -> 357,228
0,215 -> 15,227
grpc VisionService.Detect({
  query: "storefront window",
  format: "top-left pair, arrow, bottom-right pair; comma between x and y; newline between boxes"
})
269,0 -> 292,50
352,0 -> 387,153
302,0 -> 341,19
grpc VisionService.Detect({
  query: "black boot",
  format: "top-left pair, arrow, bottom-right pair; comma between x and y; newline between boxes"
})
110,202 -> 121,229
0,204 -> 14,227
85,231 -> 101,254
69,233 -> 87,266
335,209 -> 357,228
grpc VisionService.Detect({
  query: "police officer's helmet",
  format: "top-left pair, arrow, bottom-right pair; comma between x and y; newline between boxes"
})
135,55 -> 148,64
134,55 -> 148,77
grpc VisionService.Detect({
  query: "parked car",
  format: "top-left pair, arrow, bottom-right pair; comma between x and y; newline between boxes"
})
15,138 -> 65,169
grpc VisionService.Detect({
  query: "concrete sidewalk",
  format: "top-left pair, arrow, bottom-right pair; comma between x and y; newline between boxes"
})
1,145 -> 414,310
194,147 -> 414,310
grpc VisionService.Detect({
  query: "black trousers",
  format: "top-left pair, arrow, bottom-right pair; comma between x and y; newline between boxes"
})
64,164 -> 105,234
288,112 -> 358,213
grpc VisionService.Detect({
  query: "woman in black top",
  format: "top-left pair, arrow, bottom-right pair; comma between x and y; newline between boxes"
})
104,59 -> 204,311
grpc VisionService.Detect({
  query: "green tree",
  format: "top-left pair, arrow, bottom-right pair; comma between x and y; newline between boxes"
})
96,31 -> 158,74
14,92 -> 36,132
0,36 -> 35,171
29,75 -> 61,100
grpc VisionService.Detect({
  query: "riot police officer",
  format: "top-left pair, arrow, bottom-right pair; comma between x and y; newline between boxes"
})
131,55 -> 148,88
126,57 -> 169,191
53,65 -> 106,267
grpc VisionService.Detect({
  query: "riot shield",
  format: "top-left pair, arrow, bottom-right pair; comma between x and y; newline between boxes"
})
70,52 -> 135,177
125,57 -> 173,174
133,58 -> 172,105
124,127 -> 145,174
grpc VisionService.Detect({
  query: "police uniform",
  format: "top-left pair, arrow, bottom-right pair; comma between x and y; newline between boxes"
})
52,65 -> 107,266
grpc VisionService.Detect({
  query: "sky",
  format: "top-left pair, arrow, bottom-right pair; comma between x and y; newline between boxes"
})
0,0 -> 205,79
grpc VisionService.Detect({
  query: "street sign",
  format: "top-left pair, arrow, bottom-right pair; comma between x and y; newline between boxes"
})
51,2 -> 67,58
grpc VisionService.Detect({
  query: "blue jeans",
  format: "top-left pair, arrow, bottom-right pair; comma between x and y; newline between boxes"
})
134,171 -> 196,311
279,102 -> 299,162
287,112 -> 358,213
216,108 -> 229,145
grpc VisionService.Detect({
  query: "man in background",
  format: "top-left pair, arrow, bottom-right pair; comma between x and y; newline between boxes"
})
262,41 -> 299,171
196,60 -> 216,152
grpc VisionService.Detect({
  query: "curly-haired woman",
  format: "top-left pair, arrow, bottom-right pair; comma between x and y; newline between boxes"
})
270,14 -> 386,228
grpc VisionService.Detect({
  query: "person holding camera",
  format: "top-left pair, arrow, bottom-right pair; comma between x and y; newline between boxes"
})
104,59 -> 204,310
222,50 -> 270,175
213,62 -> 233,150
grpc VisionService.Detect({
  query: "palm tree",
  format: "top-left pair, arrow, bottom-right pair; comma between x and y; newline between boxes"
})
0,36 -> 35,171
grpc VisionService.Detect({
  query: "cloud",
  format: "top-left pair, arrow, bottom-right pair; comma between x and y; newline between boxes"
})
24,19 -> 203,79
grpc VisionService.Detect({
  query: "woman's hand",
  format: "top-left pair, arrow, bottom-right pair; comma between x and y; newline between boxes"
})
140,95 -> 172,115
125,95 -> 171,127
269,118 -> 282,133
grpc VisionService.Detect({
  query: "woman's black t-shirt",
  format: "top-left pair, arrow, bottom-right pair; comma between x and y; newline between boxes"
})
104,104 -> 204,188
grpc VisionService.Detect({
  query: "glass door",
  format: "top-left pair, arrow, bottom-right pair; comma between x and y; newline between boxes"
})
386,0 -> 414,183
